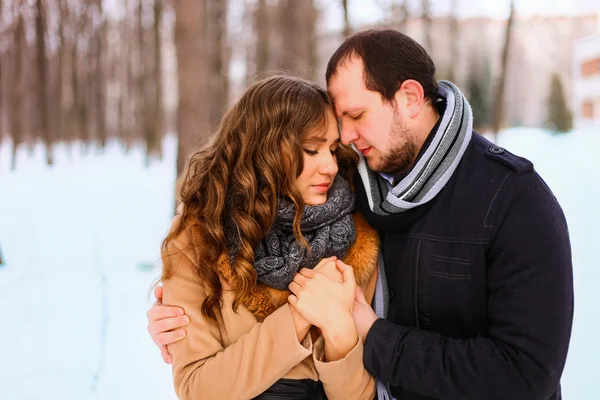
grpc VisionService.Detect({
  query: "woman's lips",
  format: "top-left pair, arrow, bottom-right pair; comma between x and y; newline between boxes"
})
312,183 -> 331,193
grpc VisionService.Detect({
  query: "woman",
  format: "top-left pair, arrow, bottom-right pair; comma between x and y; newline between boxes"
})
154,76 -> 380,399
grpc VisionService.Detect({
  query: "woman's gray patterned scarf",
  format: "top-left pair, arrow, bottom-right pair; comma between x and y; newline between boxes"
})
244,175 -> 356,290
357,80 -> 473,215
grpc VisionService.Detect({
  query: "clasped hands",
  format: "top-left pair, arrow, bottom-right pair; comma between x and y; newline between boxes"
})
287,257 -> 378,361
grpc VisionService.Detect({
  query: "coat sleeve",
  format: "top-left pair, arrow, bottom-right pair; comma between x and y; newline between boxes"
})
362,171 -> 574,400
313,337 -> 376,400
162,239 -> 313,400
310,265 -> 378,400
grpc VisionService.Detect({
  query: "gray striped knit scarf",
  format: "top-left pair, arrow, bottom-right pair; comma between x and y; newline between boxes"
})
357,81 -> 473,215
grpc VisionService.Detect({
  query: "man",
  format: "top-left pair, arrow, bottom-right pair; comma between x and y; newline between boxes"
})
148,29 -> 573,399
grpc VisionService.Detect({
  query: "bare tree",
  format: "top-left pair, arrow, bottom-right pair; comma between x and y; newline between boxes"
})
0,2 -> 4,149
207,0 -> 229,133
35,0 -> 52,165
67,4 -> 91,149
255,0 -> 269,76
342,0 -> 352,38
152,0 -> 164,160
376,0 -> 409,30
94,0 -> 107,149
393,0 -> 409,30
173,0 -> 208,179
420,0 -> 432,53
136,0 -> 147,151
10,2 -> 24,170
278,0 -> 317,79
120,3 -> 135,148
55,0 -> 67,144
491,0 -> 515,142
448,0 -> 459,82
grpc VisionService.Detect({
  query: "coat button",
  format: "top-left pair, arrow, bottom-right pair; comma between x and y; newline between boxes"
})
488,146 -> 504,154
389,288 -> 395,300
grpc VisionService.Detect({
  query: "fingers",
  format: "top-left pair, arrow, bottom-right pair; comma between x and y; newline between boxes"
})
297,268 -> 316,278
154,328 -> 187,347
289,281 -> 302,295
314,256 -> 337,270
146,305 -> 184,323
288,294 -> 299,309
149,314 -> 190,337
337,260 -> 356,285
154,285 -> 164,304
160,345 -> 172,364
293,273 -> 309,287
355,286 -> 368,305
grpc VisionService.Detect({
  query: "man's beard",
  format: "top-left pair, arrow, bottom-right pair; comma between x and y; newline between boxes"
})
371,115 -> 419,175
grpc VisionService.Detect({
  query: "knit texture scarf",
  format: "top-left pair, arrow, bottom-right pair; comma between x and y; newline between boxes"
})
357,80 -> 473,216
231,175 -> 356,290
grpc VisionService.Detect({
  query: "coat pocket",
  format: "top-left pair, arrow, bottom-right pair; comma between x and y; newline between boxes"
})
416,240 -> 483,338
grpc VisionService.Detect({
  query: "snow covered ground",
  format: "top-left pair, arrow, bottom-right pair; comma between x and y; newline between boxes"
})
0,128 -> 598,399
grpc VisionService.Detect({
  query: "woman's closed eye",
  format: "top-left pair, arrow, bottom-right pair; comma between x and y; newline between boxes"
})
303,148 -> 339,156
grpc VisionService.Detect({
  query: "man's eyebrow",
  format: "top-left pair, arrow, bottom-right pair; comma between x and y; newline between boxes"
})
339,107 -> 363,116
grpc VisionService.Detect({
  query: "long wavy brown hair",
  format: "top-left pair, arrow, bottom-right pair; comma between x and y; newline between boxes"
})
161,75 -> 358,322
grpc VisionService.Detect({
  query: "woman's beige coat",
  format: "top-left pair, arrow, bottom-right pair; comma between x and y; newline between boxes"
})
162,212 -> 380,400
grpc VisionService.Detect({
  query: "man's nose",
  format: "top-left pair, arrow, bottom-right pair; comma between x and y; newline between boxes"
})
340,121 -> 359,145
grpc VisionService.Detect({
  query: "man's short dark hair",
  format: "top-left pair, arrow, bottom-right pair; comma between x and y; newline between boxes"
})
326,29 -> 438,105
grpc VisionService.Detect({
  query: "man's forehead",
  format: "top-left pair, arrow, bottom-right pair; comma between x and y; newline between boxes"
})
328,62 -> 366,104
328,86 -> 365,117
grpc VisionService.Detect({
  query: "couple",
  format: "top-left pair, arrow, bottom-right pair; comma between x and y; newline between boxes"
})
147,29 -> 573,400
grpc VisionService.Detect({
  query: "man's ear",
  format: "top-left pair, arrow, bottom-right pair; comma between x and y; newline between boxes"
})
394,79 -> 426,119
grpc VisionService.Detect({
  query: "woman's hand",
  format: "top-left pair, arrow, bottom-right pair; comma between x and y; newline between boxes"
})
288,260 -> 358,361
314,256 -> 343,283
146,286 -> 190,364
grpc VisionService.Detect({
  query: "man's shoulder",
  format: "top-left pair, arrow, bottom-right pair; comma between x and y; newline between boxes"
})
467,131 -> 534,176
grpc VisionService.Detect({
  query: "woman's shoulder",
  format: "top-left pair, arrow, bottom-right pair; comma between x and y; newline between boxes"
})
164,214 -> 235,285
351,211 -> 378,244
164,214 -> 193,255
345,211 -> 379,286
161,214 -> 205,284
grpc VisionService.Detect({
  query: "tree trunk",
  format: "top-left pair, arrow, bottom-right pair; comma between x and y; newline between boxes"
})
121,10 -> 133,149
448,0 -> 459,83
35,0 -> 52,165
56,0 -> 67,144
491,0 -> 515,143
0,27 -> 3,156
96,0 -> 107,149
392,0 -> 409,31
207,0 -> 229,133
137,0 -> 147,147
0,3 -> 4,149
70,39 -> 80,143
152,0 -> 164,160
421,0 -> 432,54
255,0 -> 269,77
278,0 -> 316,78
10,5 -> 25,170
173,0 -> 208,180
342,0 -> 351,38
